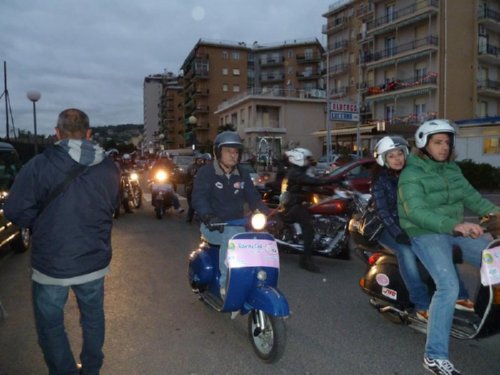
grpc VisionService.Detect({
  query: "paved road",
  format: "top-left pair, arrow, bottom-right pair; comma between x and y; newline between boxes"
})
0,192 -> 499,374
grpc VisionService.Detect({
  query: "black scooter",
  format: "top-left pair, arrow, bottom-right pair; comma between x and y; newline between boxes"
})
350,217 -> 500,339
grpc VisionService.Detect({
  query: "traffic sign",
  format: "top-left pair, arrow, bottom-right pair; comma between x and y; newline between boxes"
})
329,112 -> 360,121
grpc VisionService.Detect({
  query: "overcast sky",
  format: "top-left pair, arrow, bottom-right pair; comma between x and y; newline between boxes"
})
0,0 -> 334,137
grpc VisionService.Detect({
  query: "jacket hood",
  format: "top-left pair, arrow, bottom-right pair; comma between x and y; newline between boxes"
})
56,139 -> 105,167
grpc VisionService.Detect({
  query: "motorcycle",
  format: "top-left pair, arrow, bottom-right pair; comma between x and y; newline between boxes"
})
352,214 -> 500,339
267,186 -> 370,260
114,170 -> 142,218
149,169 -> 177,219
188,212 -> 289,363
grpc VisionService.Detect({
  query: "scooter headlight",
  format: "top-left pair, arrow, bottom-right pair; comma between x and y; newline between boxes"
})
155,170 -> 168,182
251,212 -> 267,231
257,270 -> 267,281
130,172 -> 139,181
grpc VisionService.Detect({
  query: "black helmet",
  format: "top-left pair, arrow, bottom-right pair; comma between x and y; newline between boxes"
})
213,131 -> 242,159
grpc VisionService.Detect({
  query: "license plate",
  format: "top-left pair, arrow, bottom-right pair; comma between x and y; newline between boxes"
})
152,183 -> 172,192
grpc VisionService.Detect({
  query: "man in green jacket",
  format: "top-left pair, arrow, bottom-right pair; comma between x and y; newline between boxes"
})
397,119 -> 500,375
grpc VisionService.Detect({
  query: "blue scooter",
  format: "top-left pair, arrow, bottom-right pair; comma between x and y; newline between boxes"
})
188,212 -> 289,363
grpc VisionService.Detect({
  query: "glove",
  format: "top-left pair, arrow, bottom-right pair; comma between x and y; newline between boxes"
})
201,214 -> 224,233
486,212 -> 500,238
396,233 -> 411,246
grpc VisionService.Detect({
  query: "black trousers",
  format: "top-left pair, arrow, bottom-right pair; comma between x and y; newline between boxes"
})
284,204 -> 315,259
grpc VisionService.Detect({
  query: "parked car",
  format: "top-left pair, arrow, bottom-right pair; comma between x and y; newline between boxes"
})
314,154 -> 340,176
0,142 -> 31,253
322,157 -> 376,193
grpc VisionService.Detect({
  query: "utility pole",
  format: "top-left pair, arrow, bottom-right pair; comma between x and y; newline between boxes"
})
3,61 -> 9,140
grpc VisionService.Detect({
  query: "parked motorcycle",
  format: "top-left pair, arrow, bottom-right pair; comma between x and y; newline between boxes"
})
267,186 -> 370,260
353,214 -> 500,339
188,212 -> 289,363
149,169 -> 177,219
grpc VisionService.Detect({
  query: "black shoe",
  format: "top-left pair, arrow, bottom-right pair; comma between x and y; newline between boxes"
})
300,257 -> 320,273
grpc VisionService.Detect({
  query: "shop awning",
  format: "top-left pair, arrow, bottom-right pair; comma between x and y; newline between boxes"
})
312,125 -> 376,137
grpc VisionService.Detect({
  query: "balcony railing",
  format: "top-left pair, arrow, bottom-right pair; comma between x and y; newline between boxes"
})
477,79 -> 500,90
296,70 -> 322,80
478,6 -> 500,23
296,53 -> 322,63
260,57 -> 284,66
327,40 -> 348,54
366,72 -> 437,97
368,112 -> 437,127
327,63 -> 349,75
260,73 -> 284,82
367,0 -> 439,32
360,36 -> 438,64
479,43 -> 500,58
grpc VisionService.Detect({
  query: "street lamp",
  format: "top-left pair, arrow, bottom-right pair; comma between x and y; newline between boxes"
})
188,115 -> 197,151
27,90 -> 41,155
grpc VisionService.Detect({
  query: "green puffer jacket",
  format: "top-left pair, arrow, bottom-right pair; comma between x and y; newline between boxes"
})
397,154 -> 499,237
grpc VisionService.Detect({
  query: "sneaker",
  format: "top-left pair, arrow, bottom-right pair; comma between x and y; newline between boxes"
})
415,310 -> 429,322
455,299 -> 474,312
423,357 -> 461,375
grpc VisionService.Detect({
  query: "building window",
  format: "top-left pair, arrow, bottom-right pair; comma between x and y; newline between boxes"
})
288,50 -> 293,58
232,51 -> 240,60
222,51 -> 228,59
385,104 -> 395,122
233,84 -> 240,92
233,68 -> 240,76
222,68 -> 228,75
484,137 -> 500,155
385,37 -> 396,57
304,48 -> 313,59
386,3 -> 395,23
223,84 -> 228,92
415,102 -> 426,122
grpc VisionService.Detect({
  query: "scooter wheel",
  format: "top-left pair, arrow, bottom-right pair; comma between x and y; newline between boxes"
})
248,310 -> 286,363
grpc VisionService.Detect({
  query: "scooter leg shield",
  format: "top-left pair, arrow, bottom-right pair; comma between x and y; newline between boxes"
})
245,285 -> 290,317
188,248 -> 214,288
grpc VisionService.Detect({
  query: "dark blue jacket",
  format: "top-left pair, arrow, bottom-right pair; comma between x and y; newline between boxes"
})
4,140 -> 120,279
371,168 -> 406,239
192,161 -> 268,221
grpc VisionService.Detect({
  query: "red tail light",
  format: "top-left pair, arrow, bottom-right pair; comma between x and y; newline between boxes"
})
368,252 -> 382,266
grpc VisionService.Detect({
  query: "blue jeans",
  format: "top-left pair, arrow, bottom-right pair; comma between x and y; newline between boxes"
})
378,229 -> 430,311
33,278 -> 105,375
201,224 -> 245,290
410,234 -> 487,360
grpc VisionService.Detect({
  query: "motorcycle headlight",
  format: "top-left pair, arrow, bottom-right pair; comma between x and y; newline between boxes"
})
155,170 -> 168,182
251,212 -> 267,231
130,172 -> 139,181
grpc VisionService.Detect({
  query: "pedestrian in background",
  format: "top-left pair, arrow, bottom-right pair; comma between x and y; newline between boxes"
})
5,108 -> 120,375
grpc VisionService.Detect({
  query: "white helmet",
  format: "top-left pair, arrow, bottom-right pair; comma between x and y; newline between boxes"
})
415,119 -> 456,149
122,153 -> 131,160
373,136 -> 409,167
285,148 -> 313,167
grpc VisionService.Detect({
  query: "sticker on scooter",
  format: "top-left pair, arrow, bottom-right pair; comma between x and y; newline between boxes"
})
381,286 -> 397,300
375,273 -> 390,286
227,238 -> 280,269
480,246 -> 500,286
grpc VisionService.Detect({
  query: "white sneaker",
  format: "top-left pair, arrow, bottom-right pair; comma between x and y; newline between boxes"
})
230,311 -> 239,320
423,357 -> 461,375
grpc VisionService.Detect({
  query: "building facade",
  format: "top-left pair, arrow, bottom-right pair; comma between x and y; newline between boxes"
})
322,0 -> 500,164
215,88 -> 326,162
180,38 -> 325,152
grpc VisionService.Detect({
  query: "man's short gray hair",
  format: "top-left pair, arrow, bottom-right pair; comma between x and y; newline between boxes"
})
57,108 -> 89,138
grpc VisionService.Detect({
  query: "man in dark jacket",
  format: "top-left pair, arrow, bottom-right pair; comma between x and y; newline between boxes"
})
192,131 -> 268,298
283,148 -> 330,273
5,108 -> 120,375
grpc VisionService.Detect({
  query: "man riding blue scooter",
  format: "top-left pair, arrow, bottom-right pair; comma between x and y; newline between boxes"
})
191,131 -> 269,297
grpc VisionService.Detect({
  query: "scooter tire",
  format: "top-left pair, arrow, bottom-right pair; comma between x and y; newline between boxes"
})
248,311 -> 286,364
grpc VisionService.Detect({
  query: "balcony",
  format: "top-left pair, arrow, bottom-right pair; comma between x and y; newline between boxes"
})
260,73 -> 284,83
296,53 -> 322,63
361,36 -> 438,67
478,6 -> 500,33
478,43 -> 500,65
326,63 -> 349,76
296,70 -> 321,80
477,79 -> 500,97
367,0 -> 439,35
356,2 -> 374,18
260,57 -> 284,67
192,69 -> 209,80
193,105 -> 209,114
322,16 -> 348,34
327,40 -> 348,55
365,72 -> 438,100
193,88 -> 209,96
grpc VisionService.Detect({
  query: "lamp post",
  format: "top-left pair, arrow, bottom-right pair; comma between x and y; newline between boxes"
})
188,115 -> 197,151
27,90 -> 41,155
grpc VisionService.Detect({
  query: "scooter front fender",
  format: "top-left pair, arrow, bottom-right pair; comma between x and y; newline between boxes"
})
243,285 -> 289,317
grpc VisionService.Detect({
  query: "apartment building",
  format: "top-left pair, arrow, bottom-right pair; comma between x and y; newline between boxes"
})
143,73 -> 185,151
180,38 -> 324,152
322,0 -> 500,165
